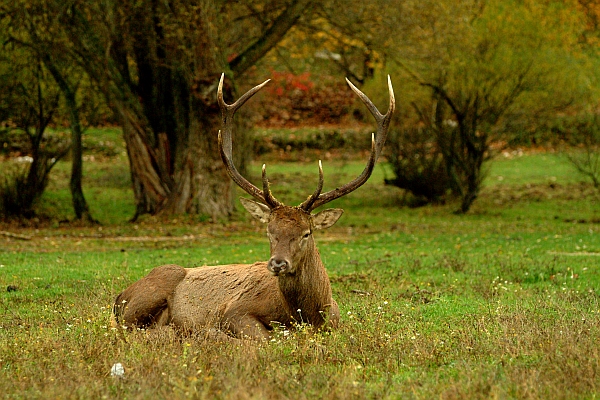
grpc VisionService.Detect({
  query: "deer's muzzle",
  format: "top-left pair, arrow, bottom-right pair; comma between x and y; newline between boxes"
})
268,257 -> 289,276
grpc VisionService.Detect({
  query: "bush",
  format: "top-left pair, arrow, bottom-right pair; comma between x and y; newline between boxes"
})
0,163 -> 43,218
252,127 -> 372,156
251,72 -> 356,126
0,128 -> 30,155
384,127 -> 455,205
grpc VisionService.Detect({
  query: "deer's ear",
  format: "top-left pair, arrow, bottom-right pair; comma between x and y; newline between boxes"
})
312,208 -> 344,230
239,198 -> 271,223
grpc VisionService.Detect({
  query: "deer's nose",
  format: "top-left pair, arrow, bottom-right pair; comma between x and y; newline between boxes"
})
268,258 -> 289,275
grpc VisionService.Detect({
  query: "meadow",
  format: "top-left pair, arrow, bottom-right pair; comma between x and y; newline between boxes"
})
1,128 -> 599,399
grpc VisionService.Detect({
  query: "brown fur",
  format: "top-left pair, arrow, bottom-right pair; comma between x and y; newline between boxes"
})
112,205 -> 340,339
113,264 -> 186,328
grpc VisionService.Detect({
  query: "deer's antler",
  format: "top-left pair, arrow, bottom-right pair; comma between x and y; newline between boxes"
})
217,73 -> 395,212
217,74 -> 282,209
299,76 -> 395,211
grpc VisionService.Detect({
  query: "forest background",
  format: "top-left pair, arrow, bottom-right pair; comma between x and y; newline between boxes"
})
1,0 -> 599,222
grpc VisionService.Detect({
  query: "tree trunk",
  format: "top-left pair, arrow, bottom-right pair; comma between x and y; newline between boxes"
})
22,146 -> 47,216
453,116 -> 487,214
43,56 -> 96,222
66,92 -> 95,222
117,1 -> 243,221
122,80 -> 237,222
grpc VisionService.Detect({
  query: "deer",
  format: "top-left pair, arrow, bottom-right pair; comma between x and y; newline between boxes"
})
111,74 -> 395,339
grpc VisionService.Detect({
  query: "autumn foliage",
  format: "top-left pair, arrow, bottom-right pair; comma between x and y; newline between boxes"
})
254,71 -> 357,126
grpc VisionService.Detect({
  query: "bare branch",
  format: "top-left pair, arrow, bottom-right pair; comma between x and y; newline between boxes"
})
229,0 -> 314,76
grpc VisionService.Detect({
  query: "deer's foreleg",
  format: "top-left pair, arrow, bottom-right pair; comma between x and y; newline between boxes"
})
222,313 -> 272,340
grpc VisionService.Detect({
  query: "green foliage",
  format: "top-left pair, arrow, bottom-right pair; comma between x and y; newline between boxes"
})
252,126 -> 372,156
390,0 -> 592,110
374,0 -> 597,212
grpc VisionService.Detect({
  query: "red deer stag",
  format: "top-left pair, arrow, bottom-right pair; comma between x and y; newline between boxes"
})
112,74 -> 395,339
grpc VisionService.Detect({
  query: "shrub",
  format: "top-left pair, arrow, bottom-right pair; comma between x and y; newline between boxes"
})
252,72 -> 356,126
0,163 -> 44,218
384,127 -> 455,206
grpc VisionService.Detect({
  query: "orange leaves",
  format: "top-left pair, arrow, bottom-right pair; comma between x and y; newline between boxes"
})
266,70 -> 314,94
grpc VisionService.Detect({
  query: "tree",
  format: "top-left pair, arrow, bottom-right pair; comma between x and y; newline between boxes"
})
53,0 -> 315,221
0,45 -> 69,217
261,0 -> 397,85
2,0 -> 97,222
382,0 -> 593,212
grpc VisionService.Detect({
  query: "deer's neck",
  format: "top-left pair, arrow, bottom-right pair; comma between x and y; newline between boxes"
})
277,242 -> 333,328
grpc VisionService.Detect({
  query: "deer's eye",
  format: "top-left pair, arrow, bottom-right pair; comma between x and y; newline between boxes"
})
302,232 -> 311,240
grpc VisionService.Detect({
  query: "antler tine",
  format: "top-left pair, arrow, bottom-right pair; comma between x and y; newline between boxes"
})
307,75 -> 395,211
298,160 -> 324,211
261,164 -> 283,208
217,73 -> 271,114
217,73 -> 281,207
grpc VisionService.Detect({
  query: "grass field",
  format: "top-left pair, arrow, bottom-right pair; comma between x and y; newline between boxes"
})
1,128 -> 599,399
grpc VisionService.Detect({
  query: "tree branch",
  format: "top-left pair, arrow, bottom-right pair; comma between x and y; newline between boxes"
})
229,0 -> 314,76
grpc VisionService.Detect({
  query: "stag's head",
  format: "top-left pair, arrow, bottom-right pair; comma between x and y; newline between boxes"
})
238,197 -> 343,276
217,74 -> 395,276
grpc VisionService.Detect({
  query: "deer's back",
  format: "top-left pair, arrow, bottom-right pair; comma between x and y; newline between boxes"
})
170,262 -> 289,331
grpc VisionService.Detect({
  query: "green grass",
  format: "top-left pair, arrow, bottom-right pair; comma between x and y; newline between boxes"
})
1,128 -> 599,398
486,150 -> 575,186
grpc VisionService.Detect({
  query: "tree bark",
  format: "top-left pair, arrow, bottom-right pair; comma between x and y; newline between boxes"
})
121,91 -> 235,221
